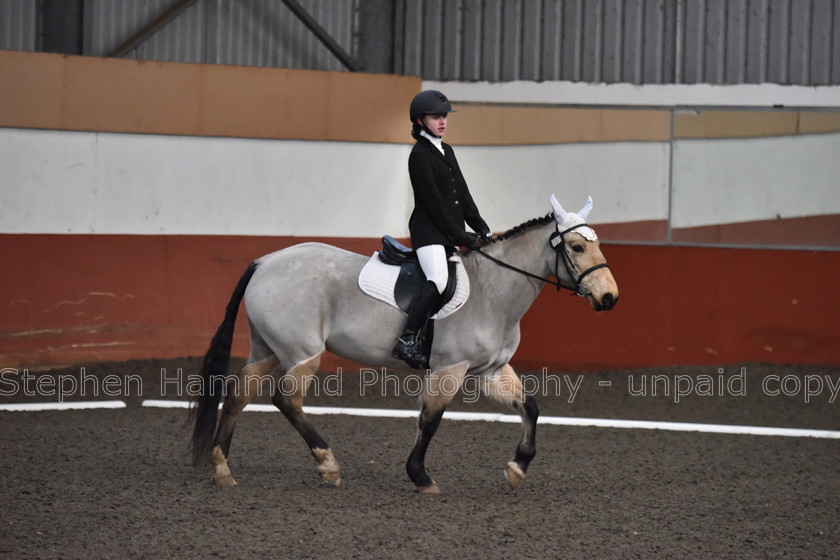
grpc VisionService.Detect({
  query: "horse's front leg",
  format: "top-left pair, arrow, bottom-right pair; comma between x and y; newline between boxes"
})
272,352 -> 342,486
406,362 -> 469,493
483,363 -> 539,489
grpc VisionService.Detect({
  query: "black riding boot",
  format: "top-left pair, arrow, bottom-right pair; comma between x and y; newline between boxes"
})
392,280 -> 439,369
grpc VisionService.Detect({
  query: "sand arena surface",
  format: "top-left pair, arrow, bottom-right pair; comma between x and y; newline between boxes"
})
1,358 -> 838,558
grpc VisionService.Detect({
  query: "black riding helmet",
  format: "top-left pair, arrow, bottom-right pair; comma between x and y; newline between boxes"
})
409,90 -> 456,123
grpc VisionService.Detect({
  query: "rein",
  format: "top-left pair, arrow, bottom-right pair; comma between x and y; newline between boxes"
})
474,223 -> 610,296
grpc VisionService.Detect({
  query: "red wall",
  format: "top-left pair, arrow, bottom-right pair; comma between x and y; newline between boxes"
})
1,234 -> 837,371
517,243 -> 840,370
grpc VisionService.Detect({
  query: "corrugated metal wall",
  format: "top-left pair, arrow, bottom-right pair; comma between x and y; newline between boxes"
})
84,0 -> 207,63
1,0 -> 838,85
0,1 -> 37,52
82,0 -> 359,71
399,0 -> 840,84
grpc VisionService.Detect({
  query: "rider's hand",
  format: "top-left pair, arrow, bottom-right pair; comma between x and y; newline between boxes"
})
455,232 -> 480,249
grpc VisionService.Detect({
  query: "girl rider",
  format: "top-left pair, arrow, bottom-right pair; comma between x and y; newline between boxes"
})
391,90 -> 493,369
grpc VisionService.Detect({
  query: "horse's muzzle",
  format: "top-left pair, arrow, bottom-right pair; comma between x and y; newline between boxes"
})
594,292 -> 618,311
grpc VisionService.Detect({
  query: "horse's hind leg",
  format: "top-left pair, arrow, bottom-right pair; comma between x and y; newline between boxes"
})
210,355 -> 279,487
406,362 -> 469,493
482,364 -> 539,489
272,352 -> 341,486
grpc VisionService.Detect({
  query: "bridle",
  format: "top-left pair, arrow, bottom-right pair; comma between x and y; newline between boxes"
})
474,222 -> 610,297
549,223 -> 611,295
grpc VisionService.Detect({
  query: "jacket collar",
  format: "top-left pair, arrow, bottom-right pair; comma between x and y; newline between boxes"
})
420,130 -> 445,154
417,135 -> 451,165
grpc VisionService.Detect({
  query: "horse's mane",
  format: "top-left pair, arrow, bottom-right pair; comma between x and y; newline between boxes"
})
491,213 -> 554,243
457,213 -> 553,255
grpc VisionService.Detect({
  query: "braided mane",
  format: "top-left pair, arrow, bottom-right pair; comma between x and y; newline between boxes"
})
493,213 -> 554,242
458,213 -> 554,254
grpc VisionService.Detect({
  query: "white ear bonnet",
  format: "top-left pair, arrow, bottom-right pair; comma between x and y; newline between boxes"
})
549,194 -> 598,241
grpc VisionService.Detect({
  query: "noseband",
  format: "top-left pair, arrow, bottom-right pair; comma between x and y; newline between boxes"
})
475,223 -> 610,296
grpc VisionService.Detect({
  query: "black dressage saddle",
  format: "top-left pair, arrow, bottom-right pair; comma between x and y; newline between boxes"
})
377,235 -> 458,315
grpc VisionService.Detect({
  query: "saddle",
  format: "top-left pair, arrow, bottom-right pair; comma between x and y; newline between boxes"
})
357,237 -> 470,321
377,236 -> 458,314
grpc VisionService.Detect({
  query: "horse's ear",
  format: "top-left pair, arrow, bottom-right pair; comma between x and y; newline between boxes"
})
549,194 -> 568,222
578,196 -> 593,220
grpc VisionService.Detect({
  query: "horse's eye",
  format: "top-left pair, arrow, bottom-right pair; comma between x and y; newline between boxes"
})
571,244 -> 585,254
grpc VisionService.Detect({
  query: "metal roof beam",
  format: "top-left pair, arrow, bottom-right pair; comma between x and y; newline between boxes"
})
107,0 -> 199,58
280,0 -> 360,72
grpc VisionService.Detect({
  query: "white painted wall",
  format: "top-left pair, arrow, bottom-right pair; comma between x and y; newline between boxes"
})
0,127 -> 670,236
0,128 -> 413,236
458,142 -> 671,228
433,80 -> 840,232
427,80 -> 840,108
672,132 -> 840,228
2,119 -> 838,238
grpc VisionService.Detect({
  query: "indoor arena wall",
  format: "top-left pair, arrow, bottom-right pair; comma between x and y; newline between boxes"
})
1,50 -> 837,370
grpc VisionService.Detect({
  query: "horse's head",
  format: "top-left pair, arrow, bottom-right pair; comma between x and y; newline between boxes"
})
549,195 -> 619,311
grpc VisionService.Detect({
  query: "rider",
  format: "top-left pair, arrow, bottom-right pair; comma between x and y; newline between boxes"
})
391,90 -> 493,369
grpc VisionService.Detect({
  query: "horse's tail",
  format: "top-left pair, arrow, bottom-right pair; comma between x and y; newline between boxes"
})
189,260 -> 259,467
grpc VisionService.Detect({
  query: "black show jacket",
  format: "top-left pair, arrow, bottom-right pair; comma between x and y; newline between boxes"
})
407,136 -> 490,248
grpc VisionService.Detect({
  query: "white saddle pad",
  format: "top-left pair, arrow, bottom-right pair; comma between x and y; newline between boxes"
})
358,252 -> 470,320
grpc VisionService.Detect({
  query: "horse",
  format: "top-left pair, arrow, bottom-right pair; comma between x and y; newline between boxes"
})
189,195 -> 619,493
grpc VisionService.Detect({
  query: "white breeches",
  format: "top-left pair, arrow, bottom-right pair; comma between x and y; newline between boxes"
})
416,244 -> 449,295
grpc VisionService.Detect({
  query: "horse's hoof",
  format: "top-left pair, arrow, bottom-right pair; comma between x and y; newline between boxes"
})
320,471 -> 342,486
505,461 -> 525,489
213,474 -> 238,487
415,482 -> 440,494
